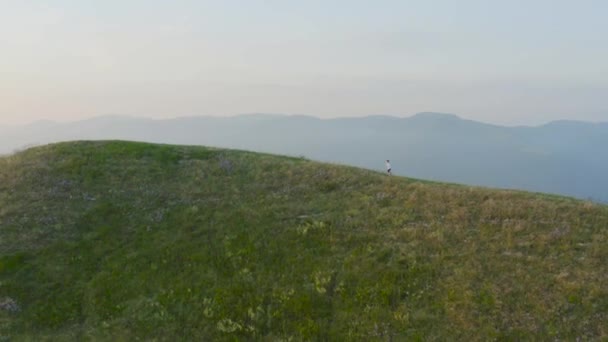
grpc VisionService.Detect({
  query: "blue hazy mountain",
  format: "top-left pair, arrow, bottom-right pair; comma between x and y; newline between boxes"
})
1,113 -> 606,202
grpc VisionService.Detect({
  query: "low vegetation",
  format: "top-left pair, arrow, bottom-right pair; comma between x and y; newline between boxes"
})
1,141 -> 607,340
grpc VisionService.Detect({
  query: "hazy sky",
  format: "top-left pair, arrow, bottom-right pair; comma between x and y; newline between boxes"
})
1,0 -> 607,125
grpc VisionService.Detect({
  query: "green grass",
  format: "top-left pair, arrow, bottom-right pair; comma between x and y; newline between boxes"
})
1,140 -> 607,340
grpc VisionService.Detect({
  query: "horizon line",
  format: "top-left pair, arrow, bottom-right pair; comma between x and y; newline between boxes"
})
3,112 -> 607,129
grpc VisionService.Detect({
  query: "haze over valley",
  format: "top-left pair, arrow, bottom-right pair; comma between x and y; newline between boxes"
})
2,112 -> 606,202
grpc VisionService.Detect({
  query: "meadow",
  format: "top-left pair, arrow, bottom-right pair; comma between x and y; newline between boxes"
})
1,141 -> 607,340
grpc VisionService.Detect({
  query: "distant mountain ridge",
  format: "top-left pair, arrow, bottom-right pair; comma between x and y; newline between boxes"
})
1,113 -> 606,202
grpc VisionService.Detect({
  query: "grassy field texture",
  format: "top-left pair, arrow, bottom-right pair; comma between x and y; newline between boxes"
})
1,141 -> 607,340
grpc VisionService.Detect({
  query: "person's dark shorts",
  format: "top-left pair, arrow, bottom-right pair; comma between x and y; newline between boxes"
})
387,168 -> 391,172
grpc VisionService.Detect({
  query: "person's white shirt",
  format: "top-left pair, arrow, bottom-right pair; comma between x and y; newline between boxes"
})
385,161 -> 391,170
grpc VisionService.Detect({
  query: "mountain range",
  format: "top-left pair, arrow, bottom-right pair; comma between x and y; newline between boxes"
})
1,113 -> 606,202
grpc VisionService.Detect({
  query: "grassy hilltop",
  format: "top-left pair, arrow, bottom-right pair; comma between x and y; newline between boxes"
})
1,141 -> 607,340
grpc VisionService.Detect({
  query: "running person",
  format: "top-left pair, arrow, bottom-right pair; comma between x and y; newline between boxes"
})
385,160 -> 392,176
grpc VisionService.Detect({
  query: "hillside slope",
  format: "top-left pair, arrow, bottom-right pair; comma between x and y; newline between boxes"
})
1,141 -> 607,340
2,113 -> 607,202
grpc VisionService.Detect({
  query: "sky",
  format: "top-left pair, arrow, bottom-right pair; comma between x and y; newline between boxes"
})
1,0 -> 607,126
